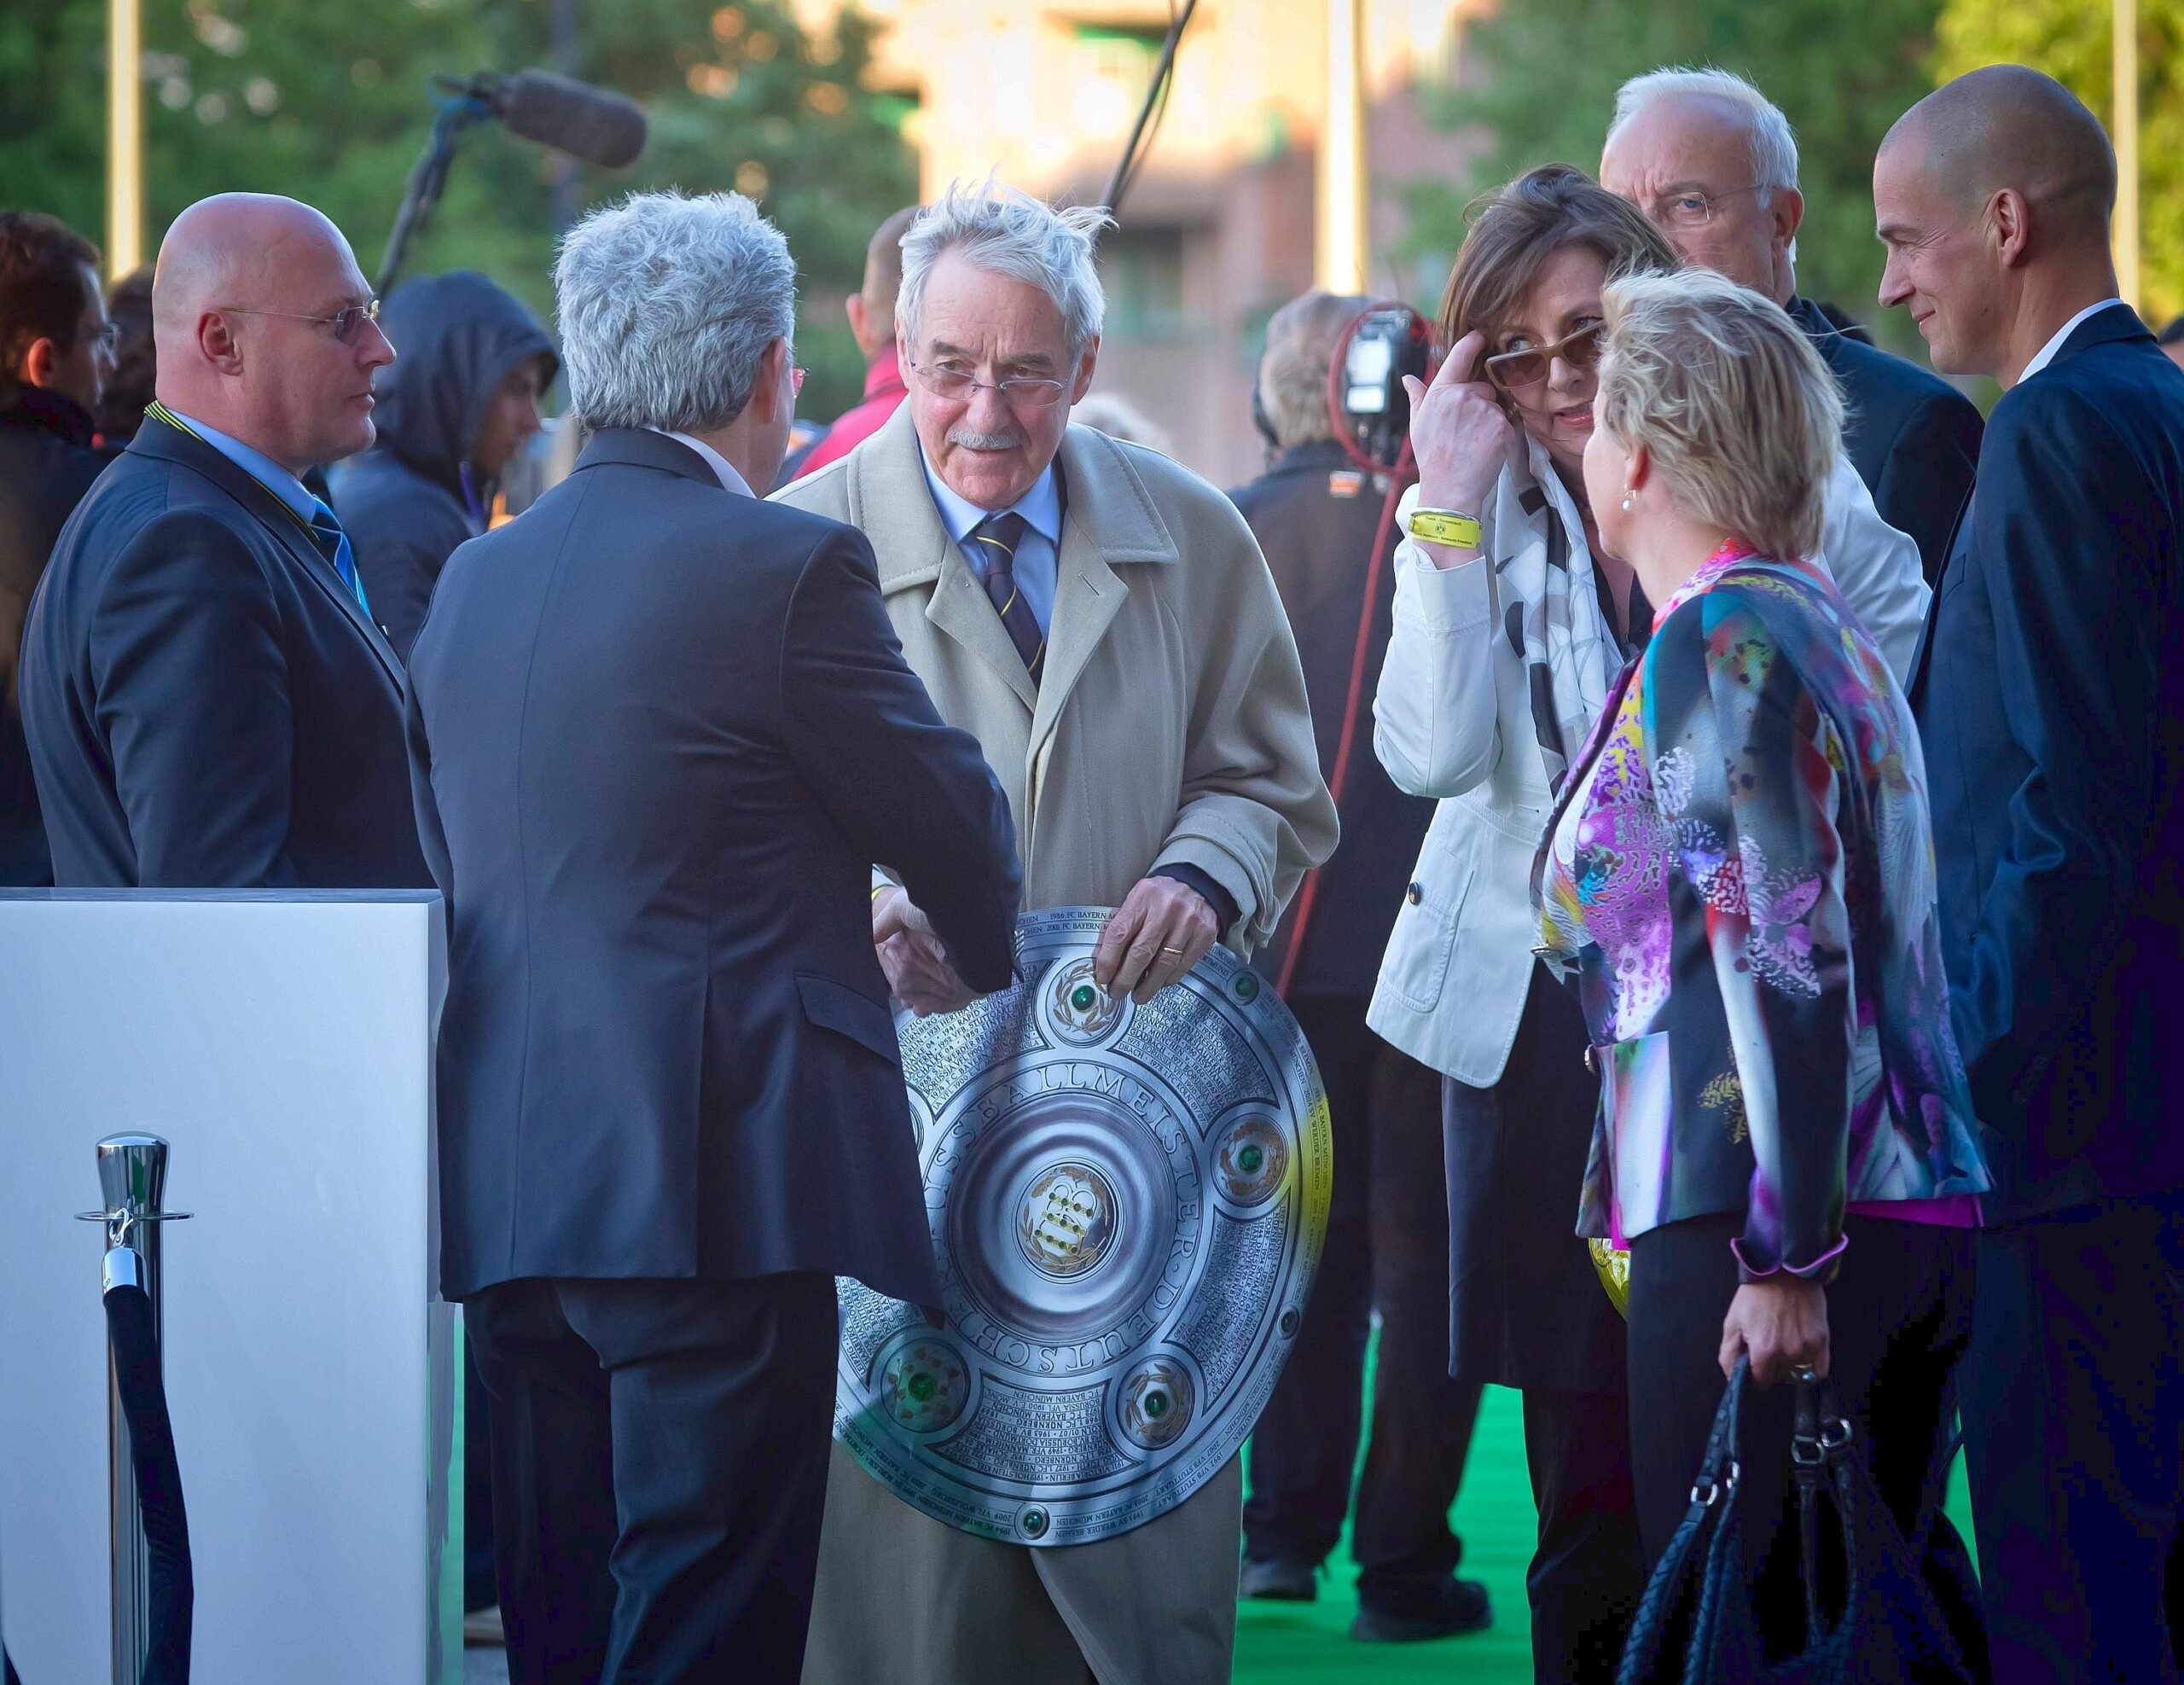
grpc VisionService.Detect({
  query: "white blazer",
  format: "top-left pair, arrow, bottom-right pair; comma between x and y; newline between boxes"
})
1365,445 -> 1926,1088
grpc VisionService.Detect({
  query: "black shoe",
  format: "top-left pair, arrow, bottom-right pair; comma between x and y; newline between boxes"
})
1350,1576 -> 1492,1641
1240,1556 -> 1319,1601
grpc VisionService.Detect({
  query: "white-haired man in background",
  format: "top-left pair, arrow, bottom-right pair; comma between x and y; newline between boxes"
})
779,183 -> 1337,1685
1601,67 -> 1984,586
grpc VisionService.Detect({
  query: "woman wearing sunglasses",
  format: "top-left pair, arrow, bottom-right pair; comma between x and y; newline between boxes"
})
1365,164 -> 1677,1685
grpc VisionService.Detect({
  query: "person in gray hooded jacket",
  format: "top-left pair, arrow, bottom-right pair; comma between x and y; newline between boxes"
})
334,270 -> 556,659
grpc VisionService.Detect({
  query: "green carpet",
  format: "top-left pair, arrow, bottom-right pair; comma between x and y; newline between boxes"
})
1233,1381 -> 1978,1683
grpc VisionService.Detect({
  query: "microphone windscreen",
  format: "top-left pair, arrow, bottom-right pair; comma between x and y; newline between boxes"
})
497,70 -> 648,171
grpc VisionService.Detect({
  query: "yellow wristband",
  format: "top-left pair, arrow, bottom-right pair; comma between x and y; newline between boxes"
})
1408,508 -> 1483,549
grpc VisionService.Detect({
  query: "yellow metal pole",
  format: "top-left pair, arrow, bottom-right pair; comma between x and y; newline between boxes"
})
2113,0 -> 2139,307
107,0 -> 142,278
1316,0 -> 1367,293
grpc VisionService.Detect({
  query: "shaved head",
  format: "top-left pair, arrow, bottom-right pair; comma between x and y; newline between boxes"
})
149,193 -> 391,472
846,203 -> 921,361
1874,66 -> 2123,383
1884,65 -> 2115,241
153,194 -> 355,335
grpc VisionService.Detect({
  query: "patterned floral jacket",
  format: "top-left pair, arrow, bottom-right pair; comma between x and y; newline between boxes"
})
1535,548 -> 1990,1279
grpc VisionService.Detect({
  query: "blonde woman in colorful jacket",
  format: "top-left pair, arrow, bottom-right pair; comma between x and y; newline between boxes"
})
1535,268 -> 1989,1661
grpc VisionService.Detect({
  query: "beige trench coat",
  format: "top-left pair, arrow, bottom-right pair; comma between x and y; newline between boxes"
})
775,404 -> 1336,1685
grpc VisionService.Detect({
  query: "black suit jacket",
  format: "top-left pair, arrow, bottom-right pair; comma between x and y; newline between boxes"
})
408,428 -> 1019,1304
1910,305 -> 2184,1217
1229,441 -> 1432,997
0,386 -> 109,884
1791,298 -> 1984,586
17,416 -> 427,889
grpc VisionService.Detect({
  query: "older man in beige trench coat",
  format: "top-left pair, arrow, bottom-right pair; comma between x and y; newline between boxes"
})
775,183 -> 1337,1685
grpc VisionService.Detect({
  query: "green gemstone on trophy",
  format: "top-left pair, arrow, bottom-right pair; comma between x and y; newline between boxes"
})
1233,973 -> 1259,1002
1238,1143 -> 1263,1174
907,1371 -> 937,1403
1071,984 -> 1098,1012
1144,1388 -> 1169,1418
1020,1507 -> 1049,1539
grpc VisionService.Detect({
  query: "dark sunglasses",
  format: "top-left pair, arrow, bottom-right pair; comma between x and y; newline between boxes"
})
1483,322 -> 1605,393
218,298 -> 382,346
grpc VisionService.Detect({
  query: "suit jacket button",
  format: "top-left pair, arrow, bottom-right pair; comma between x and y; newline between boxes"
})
1405,881 -> 1423,904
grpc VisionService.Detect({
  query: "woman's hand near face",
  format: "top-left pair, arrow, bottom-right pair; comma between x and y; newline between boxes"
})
1403,331 -> 1516,566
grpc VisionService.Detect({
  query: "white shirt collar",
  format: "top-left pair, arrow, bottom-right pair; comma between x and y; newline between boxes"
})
2018,297 -> 2134,384
917,444 -> 1063,546
650,428 -> 753,498
166,410 -> 317,521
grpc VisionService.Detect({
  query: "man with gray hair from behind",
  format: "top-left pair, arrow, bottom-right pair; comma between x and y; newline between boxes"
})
780,180 -> 1336,1685
1601,67 -> 1984,587
406,189 -> 1019,1683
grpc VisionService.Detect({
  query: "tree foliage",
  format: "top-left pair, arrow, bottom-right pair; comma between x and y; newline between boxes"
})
1404,0 -> 1945,351
1933,0 -> 2184,323
0,0 -> 915,415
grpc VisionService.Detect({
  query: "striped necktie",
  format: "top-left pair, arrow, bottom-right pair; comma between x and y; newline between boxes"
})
307,497 -> 371,615
968,512 -> 1045,683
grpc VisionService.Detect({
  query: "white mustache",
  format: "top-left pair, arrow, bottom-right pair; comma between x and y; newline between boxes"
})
947,425 -> 1027,451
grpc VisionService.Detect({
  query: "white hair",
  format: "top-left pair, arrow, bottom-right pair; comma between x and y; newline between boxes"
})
1610,67 -> 1802,199
897,182 -> 1112,357
553,189 -> 794,433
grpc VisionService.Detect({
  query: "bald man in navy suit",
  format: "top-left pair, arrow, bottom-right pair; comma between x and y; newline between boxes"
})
1879,69 -> 2184,1681
20,193 -> 424,890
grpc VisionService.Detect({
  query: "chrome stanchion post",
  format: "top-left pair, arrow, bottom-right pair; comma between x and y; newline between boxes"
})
77,1133 -> 189,1685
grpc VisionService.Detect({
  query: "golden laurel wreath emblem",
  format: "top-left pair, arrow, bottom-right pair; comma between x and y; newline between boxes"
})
1589,1237 -> 1630,1317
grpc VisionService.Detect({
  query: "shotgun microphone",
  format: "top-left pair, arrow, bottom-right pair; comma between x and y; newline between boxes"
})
376,69 -> 646,295
471,69 -> 648,171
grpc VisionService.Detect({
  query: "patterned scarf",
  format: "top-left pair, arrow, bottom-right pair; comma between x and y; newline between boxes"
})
1474,439 -> 1628,792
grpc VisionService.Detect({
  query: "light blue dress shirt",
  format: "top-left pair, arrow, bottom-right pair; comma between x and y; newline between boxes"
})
166,410 -> 318,524
917,445 -> 1061,635
164,407 -> 372,612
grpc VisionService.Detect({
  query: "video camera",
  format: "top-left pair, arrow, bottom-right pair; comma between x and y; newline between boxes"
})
1330,304 -> 1436,473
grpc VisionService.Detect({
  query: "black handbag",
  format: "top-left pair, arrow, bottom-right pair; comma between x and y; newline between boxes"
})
1616,1357 -> 1978,1685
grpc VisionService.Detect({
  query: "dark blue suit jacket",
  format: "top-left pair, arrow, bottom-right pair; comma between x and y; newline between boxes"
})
408,428 -> 1019,1304
17,417 -> 427,888
1791,298 -> 1984,586
1910,305 -> 2184,1218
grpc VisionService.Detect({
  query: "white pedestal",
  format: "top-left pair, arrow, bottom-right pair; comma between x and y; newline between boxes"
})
0,892 -> 456,1685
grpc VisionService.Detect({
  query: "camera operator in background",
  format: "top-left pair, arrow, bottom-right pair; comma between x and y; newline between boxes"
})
1229,290 -> 1489,1644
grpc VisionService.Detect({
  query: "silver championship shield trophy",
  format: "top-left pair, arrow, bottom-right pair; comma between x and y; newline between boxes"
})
834,906 -> 1331,1546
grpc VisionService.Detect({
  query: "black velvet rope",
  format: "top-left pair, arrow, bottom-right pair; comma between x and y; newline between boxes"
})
102,1280 -> 193,1685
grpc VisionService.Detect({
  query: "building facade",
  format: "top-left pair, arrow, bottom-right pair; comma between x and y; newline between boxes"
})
799,0 -> 1486,485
